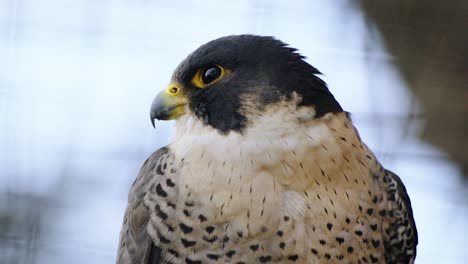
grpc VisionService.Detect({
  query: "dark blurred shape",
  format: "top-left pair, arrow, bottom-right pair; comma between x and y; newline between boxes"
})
356,0 -> 468,175
0,192 -> 44,264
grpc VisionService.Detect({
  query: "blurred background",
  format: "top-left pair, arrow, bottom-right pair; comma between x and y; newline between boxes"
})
1,0 -> 467,263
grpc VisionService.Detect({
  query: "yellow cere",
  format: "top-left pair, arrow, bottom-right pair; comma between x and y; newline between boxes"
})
165,84 -> 182,96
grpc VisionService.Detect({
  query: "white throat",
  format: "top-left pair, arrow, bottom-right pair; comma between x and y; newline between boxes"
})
170,102 -> 342,191
168,104 -> 359,239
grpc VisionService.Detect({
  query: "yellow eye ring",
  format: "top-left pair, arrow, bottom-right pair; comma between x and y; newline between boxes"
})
191,64 -> 230,88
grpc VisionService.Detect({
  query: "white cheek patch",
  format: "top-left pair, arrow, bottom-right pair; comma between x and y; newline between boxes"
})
297,105 -> 316,122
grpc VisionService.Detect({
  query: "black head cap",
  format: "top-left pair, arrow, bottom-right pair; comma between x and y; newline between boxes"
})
172,35 -> 343,133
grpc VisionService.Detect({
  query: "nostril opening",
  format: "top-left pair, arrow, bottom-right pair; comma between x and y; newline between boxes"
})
170,87 -> 178,94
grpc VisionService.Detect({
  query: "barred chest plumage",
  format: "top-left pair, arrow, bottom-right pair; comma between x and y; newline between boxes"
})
144,110 -> 390,264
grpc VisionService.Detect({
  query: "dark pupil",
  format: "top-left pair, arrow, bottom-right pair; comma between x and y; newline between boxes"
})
202,66 -> 221,84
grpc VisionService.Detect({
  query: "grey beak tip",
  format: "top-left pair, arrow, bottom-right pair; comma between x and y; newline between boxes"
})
150,113 -> 156,129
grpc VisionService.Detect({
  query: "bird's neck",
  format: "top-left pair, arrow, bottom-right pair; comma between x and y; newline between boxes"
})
170,109 -> 374,230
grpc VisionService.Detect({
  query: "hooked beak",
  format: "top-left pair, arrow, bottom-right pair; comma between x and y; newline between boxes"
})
150,84 -> 187,128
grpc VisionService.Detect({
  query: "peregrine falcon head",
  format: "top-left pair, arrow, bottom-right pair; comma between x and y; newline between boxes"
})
150,35 -> 343,133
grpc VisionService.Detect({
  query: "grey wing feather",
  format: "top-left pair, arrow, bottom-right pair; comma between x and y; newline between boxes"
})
383,169 -> 418,264
117,147 -> 169,264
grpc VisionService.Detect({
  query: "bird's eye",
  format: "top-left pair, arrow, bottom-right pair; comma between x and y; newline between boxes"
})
191,64 -> 229,88
202,66 -> 222,85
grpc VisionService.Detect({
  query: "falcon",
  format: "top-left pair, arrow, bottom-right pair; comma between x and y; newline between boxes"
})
117,35 -> 417,264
